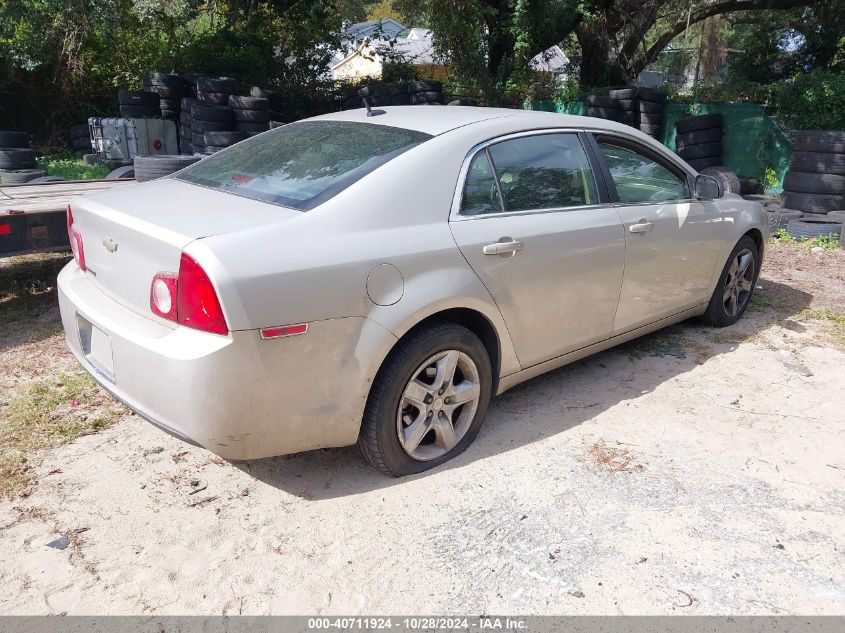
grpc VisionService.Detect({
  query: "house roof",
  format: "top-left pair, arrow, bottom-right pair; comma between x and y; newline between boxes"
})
530,45 -> 569,73
343,18 -> 406,42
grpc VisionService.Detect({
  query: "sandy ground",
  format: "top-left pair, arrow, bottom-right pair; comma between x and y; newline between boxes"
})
0,242 -> 844,615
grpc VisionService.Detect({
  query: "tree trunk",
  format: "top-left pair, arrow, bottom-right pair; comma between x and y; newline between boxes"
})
576,27 -> 624,88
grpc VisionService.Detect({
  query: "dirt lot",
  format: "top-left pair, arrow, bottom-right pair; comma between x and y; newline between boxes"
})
1,241 -> 844,615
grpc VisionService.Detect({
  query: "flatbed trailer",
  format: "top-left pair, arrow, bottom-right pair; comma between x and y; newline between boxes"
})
0,179 -> 134,258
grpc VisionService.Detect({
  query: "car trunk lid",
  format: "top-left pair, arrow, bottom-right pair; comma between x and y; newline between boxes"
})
70,178 -> 299,316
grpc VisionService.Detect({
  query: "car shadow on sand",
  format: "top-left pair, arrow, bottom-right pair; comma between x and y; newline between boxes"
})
235,278 -> 812,500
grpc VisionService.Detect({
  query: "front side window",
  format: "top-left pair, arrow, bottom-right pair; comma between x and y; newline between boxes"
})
487,134 -> 599,212
177,121 -> 432,210
597,142 -> 689,204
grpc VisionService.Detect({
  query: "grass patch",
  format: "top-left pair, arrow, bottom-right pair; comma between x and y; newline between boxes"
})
619,328 -> 693,360
36,155 -> 109,181
0,370 -> 125,499
771,229 -> 841,251
798,308 -> 845,346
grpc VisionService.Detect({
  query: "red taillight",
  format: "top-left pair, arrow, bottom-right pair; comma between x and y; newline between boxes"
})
66,205 -> 86,271
149,254 -> 228,335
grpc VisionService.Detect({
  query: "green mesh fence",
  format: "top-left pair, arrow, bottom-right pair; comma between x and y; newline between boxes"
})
526,100 -> 792,193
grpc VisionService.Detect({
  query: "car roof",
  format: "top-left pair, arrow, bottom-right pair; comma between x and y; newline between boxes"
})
307,106 -> 638,137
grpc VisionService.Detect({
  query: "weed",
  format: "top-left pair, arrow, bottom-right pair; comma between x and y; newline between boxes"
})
35,156 -> 109,181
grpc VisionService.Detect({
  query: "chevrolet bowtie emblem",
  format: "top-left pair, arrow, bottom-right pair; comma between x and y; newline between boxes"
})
102,237 -> 118,253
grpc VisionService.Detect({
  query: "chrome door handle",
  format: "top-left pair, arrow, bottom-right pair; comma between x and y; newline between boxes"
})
629,220 -> 654,234
483,240 -> 523,256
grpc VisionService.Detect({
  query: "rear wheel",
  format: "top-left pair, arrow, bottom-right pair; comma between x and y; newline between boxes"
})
358,321 -> 492,476
703,236 -> 759,327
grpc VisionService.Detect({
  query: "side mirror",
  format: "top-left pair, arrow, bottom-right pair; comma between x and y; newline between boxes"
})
694,174 -> 721,199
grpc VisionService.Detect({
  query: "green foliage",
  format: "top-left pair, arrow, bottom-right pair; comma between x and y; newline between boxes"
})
776,70 -> 845,131
764,166 -> 780,189
36,156 -> 109,180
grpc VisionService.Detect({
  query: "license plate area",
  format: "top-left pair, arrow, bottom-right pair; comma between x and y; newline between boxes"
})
76,314 -> 115,383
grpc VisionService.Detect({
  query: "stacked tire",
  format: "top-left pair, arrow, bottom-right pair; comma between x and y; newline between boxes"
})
0,131 -> 45,184
782,131 -> 845,215
179,97 -> 197,154
203,131 -> 247,155
675,114 -> 723,171
118,89 -> 160,119
197,77 -> 238,106
250,87 -> 286,125
68,123 -> 91,154
133,155 -> 201,183
584,95 -> 620,122
409,80 -> 442,105
144,73 -> 186,122
229,96 -> 270,138
191,103 -> 233,155
609,87 -> 637,126
636,88 -> 666,139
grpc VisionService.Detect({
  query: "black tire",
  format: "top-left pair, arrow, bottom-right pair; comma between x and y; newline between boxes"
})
145,84 -> 183,99
617,111 -> 637,125
767,208 -> 803,232
639,112 -> 663,125
269,120 -> 286,129
357,321 -> 492,477
701,166 -> 741,194
783,191 -> 845,214
793,130 -> 845,154
161,109 -> 178,119
783,170 -> 845,195
0,168 -> 46,184
785,217 -> 842,239
617,99 -> 636,110
391,94 -> 412,105
676,128 -> 722,148
197,91 -> 231,105
133,154 -> 201,182
147,73 -> 184,89
250,86 -> 280,99
106,165 -> 135,180
702,236 -> 759,327
159,98 -> 180,110
677,142 -> 722,160
447,98 -> 479,106
118,90 -> 159,106
196,77 -> 238,93
192,133 -> 206,146
789,151 -> 845,175
203,130 -> 247,146
637,100 -> 665,114
675,114 -> 723,134
687,157 -> 721,171
119,104 -> 160,118
0,131 -> 30,147
0,148 -> 37,169
232,108 -> 270,123
180,97 -> 198,111
608,87 -> 637,100
28,176 -> 66,183
411,91 -> 443,104
358,84 -> 389,99
639,123 -> 662,137
585,95 -> 617,107
636,88 -> 667,103
586,107 -> 619,119
180,142 -> 194,155
228,95 -> 269,110
191,104 -> 233,122
738,177 -> 761,195
235,121 -> 269,134
203,145 -> 228,153
410,80 -> 443,93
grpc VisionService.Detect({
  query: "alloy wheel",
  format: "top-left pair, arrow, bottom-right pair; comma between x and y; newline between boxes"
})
396,350 -> 481,461
722,247 -> 755,317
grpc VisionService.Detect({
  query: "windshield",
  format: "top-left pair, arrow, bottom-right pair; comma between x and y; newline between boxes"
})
176,120 -> 432,210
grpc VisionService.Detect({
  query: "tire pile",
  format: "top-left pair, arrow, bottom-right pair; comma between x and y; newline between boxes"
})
68,123 -> 91,154
144,73 -> 186,121
229,95 -> 270,139
782,130 -> 845,216
133,154 -> 201,183
674,114 -> 723,171
0,131 -> 45,184
118,89 -> 161,119
347,80 -> 444,109
191,103 -> 234,156
583,87 -> 667,138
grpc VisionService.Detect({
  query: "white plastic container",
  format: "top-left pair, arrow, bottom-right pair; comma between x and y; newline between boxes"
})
88,117 -> 179,160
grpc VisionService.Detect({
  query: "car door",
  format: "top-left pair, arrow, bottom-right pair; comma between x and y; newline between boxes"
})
449,131 -> 626,369
591,134 -> 725,335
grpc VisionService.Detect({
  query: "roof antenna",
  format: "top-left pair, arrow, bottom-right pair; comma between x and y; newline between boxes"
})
362,97 -> 386,117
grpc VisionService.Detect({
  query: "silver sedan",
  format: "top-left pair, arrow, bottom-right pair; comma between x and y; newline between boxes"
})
58,107 -> 766,476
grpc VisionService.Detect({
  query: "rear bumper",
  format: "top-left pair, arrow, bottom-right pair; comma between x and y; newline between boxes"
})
57,262 -> 396,460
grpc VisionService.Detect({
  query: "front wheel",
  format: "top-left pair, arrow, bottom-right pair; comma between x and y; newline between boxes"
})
358,321 -> 492,476
702,236 -> 760,327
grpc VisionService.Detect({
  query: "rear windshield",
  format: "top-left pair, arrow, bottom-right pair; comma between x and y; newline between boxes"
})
176,120 -> 432,210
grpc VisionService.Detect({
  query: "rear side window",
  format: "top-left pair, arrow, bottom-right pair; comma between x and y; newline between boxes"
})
177,121 -> 432,210
486,133 -> 598,212
461,151 -> 504,215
